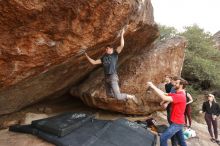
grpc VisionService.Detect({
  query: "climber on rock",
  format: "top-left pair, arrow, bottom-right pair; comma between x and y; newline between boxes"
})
84,28 -> 137,103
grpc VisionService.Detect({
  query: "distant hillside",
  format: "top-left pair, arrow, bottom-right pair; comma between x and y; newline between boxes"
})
213,31 -> 220,50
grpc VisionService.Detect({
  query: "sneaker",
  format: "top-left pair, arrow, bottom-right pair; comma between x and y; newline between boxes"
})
215,140 -> 220,145
210,138 -> 216,143
127,95 -> 138,104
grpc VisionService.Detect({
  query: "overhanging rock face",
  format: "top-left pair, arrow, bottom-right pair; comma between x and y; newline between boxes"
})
0,0 -> 185,115
0,0 -> 157,115
71,37 -> 187,115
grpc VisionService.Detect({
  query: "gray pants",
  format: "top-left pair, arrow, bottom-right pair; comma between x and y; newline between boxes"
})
104,74 -> 127,100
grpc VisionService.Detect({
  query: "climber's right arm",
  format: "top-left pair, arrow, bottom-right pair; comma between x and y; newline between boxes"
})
85,52 -> 102,65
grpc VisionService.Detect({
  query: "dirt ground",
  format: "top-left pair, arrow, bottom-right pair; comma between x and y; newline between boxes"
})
0,95 -> 219,146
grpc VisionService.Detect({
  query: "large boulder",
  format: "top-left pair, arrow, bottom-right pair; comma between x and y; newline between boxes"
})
71,36 -> 187,115
0,0 -> 158,115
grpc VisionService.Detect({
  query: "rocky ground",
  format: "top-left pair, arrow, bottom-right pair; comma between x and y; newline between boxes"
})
155,112 -> 220,146
0,95 -> 219,146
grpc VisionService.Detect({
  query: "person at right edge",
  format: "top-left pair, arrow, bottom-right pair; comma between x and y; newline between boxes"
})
147,77 -> 187,146
200,94 -> 220,145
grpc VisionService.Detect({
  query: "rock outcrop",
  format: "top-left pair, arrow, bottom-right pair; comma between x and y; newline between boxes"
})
72,37 -> 187,115
0,0 -> 157,115
0,0 -> 186,115
213,31 -> 220,50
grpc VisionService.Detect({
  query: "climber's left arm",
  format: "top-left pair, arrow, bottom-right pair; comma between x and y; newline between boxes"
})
116,28 -> 125,54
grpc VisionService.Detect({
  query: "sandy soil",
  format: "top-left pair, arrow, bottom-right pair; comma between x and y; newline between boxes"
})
0,95 -> 219,146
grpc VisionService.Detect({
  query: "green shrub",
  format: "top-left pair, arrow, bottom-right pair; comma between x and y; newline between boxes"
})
158,24 -> 178,40
159,24 -> 220,90
181,25 -> 220,89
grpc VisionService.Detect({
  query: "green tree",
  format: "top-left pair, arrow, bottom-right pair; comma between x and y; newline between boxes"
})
158,24 -> 220,90
181,25 -> 220,89
158,24 -> 178,40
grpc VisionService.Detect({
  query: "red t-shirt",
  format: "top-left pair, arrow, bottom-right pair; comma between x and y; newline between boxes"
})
168,91 -> 186,124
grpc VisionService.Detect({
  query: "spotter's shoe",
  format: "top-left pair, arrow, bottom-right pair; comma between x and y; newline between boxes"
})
127,95 -> 138,104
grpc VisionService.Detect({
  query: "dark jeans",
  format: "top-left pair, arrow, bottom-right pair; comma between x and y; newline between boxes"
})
104,74 -> 127,100
171,132 -> 179,146
166,104 -> 178,146
205,113 -> 218,139
166,103 -> 172,124
184,105 -> 192,127
160,123 -> 187,146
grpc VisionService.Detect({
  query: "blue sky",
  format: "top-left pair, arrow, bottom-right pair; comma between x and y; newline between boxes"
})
152,0 -> 220,34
